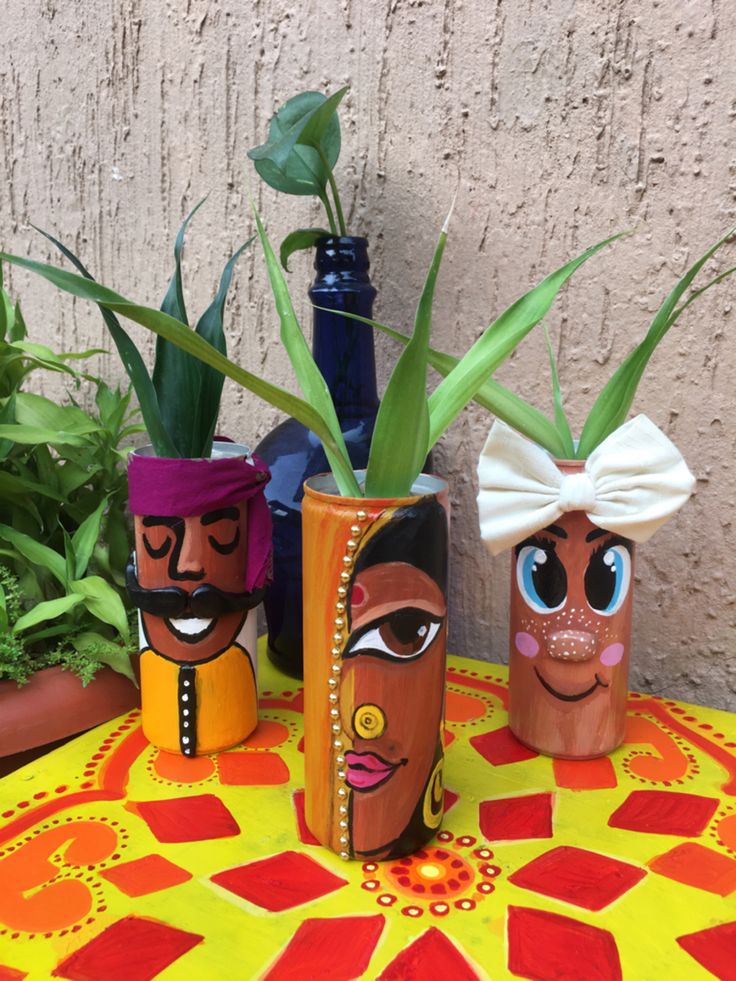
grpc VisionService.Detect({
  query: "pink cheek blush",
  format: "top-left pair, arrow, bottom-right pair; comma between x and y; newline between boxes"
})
515,632 -> 539,658
600,642 -> 625,667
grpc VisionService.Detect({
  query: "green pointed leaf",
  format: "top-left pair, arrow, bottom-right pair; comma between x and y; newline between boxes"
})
153,198 -> 208,458
253,208 -> 359,496
578,226 -> 736,456
10,301 -> 26,342
192,238 -> 251,457
12,594 -> 84,634
365,210 -> 450,497
427,233 -> 626,447
0,263 -> 14,341
544,325 -> 575,457
70,576 -> 130,641
280,228 -> 331,271
248,89 -> 344,197
312,305 -> 568,457
34,226 -> 178,458
0,424 -> 93,447
74,632 -> 136,684
14,392 -> 102,435
72,496 -> 108,579
0,252 -> 362,495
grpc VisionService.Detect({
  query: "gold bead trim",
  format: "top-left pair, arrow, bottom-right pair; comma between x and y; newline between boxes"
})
330,506 -> 369,860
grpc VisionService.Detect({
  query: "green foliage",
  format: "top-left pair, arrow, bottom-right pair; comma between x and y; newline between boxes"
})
34,204 -> 249,459
248,88 -> 349,265
0,271 -> 138,686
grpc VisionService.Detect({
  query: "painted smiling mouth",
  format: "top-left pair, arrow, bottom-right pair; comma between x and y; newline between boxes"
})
344,751 -> 406,792
165,617 -> 216,644
534,667 -> 609,702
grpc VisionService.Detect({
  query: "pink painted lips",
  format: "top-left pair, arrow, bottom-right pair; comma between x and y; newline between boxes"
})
345,751 -> 405,791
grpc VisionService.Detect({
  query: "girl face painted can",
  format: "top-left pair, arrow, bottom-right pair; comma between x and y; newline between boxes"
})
508,460 -> 635,759
302,472 -> 450,860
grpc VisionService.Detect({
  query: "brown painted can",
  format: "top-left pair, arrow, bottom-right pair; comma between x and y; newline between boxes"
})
508,460 -> 635,759
302,472 -> 450,860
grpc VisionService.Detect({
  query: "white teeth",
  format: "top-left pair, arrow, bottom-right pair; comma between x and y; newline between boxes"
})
169,617 -> 213,636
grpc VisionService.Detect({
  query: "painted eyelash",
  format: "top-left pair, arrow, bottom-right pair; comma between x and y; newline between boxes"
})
514,535 -> 556,557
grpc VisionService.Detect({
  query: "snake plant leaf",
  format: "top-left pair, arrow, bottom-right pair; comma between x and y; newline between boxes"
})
0,251 -> 362,495
544,325 -> 575,458
192,238 -> 253,457
312,306 -> 569,457
280,228 -> 331,271
577,226 -> 736,457
33,226 -> 178,458
427,233 -> 625,448
364,209 -> 451,498
153,199 -> 208,458
248,89 -> 344,197
252,207 -> 358,495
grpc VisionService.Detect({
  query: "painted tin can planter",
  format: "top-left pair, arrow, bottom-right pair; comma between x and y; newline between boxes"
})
508,461 -> 635,759
302,472 -> 449,860
126,442 -> 271,757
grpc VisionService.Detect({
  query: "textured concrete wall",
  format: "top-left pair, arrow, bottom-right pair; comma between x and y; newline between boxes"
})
1,1 -> 735,709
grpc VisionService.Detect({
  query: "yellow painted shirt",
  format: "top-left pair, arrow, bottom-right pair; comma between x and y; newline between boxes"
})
140,644 -> 257,755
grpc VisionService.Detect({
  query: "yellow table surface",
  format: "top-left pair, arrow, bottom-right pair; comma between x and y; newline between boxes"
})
0,641 -> 735,980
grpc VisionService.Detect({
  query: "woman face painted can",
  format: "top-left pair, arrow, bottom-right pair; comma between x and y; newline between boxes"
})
302,472 -> 449,860
508,462 -> 635,759
127,443 -> 272,757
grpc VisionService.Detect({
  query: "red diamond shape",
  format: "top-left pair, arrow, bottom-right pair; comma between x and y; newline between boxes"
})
377,927 -> 479,980
608,790 -> 719,837
101,854 -> 192,897
508,905 -> 622,980
292,789 -> 320,846
677,920 -> 736,979
128,794 -> 239,843
0,968 -> 26,981
470,726 -> 538,766
212,850 -> 348,912
263,915 -> 384,980
52,915 -> 203,981
508,846 -> 646,911
480,793 -> 553,841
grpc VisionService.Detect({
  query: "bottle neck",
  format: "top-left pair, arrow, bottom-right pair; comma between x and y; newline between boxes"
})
309,237 -> 379,418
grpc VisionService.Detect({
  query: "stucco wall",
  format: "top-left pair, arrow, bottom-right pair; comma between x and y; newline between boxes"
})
1,1 -> 735,709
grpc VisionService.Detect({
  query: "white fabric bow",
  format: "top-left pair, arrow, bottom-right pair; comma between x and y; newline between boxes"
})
477,415 -> 696,556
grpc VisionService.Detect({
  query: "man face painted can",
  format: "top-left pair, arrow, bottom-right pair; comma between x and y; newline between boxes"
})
508,461 -> 635,759
127,443 -> 271,757
302,472 -> 449,860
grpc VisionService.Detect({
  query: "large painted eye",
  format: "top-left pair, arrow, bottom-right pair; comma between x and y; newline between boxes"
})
345,608 -> 443,661
516,545 -> 567,613
585,544 -> 631,615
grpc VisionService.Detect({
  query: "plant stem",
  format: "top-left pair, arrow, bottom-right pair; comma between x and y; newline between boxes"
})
318,147 -> 347,236
320,190 -> 338,235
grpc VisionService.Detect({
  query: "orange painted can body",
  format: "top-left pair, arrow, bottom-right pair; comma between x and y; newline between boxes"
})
302,472 -> 450,860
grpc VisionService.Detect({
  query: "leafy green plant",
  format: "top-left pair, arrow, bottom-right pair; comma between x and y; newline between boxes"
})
0,269 -> 138,686
329,226 -> 736,458
248,87 -> 351,269
33,201 -> 249,459
1,208 -> 620,498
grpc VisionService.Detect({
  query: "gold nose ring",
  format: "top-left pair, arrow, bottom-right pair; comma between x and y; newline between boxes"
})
353,703 -> 386,739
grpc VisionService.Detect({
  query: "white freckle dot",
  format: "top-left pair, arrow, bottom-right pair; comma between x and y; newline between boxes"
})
181,694 -> 188,702
183,680 -> 190,686
183,709 -> 189,716
182,737 -> 190,744
183,721 -> 189,727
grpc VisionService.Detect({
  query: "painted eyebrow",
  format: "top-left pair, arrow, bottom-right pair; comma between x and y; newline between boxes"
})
545,524 -> 568,539
141,515 -> 181,528
585,527 -> 609,543
201,507 -> 240,526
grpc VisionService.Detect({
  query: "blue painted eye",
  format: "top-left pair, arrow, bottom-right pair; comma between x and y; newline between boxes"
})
585,544 -> 631,615
516,545 -> 567,614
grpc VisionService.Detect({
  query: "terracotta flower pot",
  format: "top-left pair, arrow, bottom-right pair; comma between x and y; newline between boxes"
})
0,665 -> 139,759
126,442 -> 271,757
302,472 -> 449,860
508,460 -> 635,759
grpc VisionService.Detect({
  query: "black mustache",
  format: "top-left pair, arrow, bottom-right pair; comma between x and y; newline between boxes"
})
126,559 -> 265,619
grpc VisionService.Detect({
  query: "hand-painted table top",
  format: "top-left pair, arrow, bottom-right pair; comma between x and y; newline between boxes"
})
0,642 -> 735,981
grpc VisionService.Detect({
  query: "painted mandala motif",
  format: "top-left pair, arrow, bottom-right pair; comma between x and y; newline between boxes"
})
0,645 -> 734,979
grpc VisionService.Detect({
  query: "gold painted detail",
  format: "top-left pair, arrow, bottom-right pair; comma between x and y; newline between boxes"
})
353,703 -> 387,740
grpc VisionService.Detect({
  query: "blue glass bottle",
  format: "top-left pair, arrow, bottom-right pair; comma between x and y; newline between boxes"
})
255,236 -> 378,677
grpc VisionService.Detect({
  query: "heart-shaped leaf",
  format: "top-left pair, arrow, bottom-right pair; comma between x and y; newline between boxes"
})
280,228 -> 331,271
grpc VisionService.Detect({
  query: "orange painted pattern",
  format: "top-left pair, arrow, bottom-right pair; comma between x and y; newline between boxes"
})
0,644 -> 734,980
